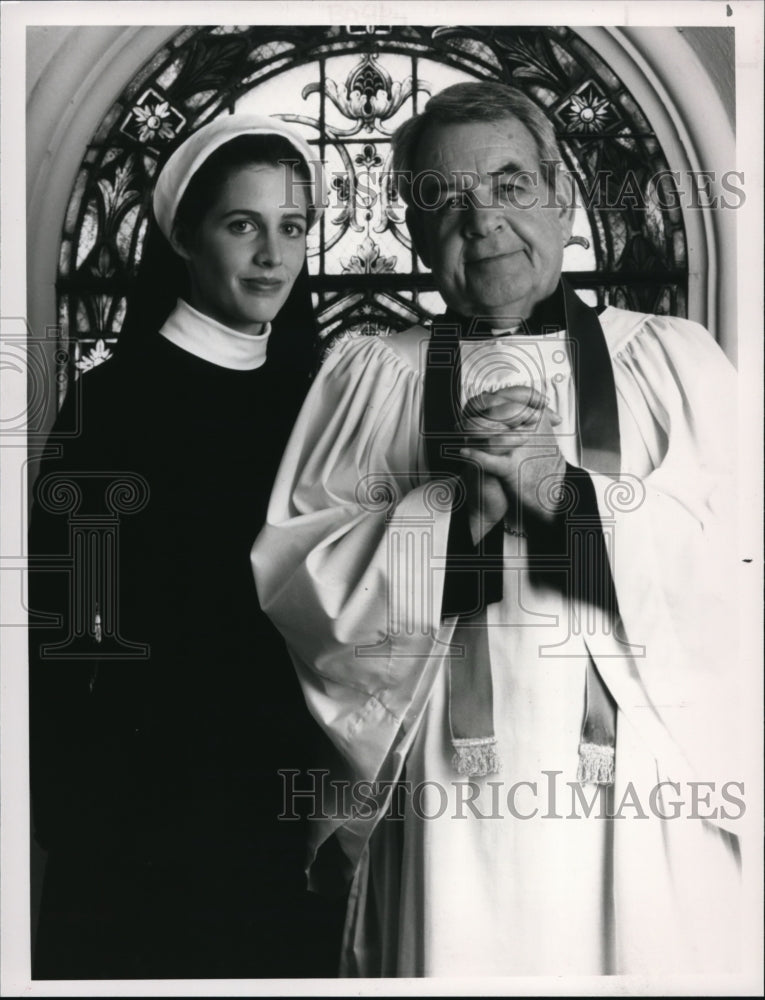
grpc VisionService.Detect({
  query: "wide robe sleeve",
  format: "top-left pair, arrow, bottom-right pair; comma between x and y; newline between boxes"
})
582,311 -> 745,822
251,334 -> 456,867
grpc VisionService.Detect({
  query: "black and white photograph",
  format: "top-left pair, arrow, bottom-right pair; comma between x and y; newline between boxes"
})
1,1 -> 763,995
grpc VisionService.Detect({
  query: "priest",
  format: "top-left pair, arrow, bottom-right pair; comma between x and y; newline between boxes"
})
252,82 -> 744,978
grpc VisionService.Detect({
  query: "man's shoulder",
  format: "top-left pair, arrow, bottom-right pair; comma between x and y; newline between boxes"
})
381,324 -> 432,373
599,305 -> 712,357
321,324 -> 431,377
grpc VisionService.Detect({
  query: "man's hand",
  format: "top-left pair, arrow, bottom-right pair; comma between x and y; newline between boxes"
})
459,385 -> 566,529
459,460 -> 509,544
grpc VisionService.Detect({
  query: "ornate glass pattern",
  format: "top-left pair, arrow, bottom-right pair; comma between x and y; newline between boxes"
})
57,24 -> 687,394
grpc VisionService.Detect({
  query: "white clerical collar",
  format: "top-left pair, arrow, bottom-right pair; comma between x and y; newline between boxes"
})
159,299 -> 272,370
489,323 -> 562,338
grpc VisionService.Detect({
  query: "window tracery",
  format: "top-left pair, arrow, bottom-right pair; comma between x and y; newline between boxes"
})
57,24 -> 687,386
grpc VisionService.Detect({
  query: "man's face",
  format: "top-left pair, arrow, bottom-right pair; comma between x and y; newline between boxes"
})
408,116 -> 574,322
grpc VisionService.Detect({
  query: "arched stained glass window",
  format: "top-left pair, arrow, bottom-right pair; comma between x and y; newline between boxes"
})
57,24 -> 687,388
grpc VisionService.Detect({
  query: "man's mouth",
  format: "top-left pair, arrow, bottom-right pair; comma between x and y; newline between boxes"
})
467,250 -> 523,266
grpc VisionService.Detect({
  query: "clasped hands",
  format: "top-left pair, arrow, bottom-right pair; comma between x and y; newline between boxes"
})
458,385 -> 566,542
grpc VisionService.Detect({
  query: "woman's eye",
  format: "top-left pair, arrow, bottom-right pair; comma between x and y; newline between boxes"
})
282,223 -> 306,237
228,219 -> 255,234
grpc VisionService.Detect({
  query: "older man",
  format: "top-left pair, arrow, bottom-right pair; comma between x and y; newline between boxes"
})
252,83 -> 742,977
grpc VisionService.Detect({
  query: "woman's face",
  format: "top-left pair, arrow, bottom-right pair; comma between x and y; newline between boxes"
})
174,162 -> 309,335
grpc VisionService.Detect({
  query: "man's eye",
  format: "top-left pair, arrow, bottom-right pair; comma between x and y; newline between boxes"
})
498,176 -> 535,201
438,194 -> 466,212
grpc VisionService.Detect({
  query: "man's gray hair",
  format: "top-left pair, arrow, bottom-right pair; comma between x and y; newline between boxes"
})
391,81 -> 564,207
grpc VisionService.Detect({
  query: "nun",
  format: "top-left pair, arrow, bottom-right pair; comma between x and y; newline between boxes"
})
29,114 -> 344,979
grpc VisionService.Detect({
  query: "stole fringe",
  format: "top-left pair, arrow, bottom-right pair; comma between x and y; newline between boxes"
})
451,737 -> 501,777
577,741 -> 615,786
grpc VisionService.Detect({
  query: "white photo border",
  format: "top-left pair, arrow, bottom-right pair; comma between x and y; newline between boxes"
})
2,2 -> 762,996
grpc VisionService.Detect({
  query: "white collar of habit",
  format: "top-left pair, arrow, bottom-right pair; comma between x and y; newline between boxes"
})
159,298 -> 272,371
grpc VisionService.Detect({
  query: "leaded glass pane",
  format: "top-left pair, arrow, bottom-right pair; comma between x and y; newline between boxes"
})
235,63 -> 321,119
417,290 -> 448,317
156,55 -> 185,92
58,240 -> 71,278
575,288 -> 598,308
92,105 -> 124,146
673,229 -> 687,266
415,57 -> 479,99
64,169 -> 89,233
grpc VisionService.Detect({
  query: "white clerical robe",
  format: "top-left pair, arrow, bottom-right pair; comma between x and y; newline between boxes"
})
251,306 -> 744,977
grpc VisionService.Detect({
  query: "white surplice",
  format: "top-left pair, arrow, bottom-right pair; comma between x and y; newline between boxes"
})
251,306 -> 744,977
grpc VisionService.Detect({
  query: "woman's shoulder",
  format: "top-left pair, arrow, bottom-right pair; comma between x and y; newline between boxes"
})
58,354 -> 128,419
52,339 -> 171,447
73,332 -> 185,394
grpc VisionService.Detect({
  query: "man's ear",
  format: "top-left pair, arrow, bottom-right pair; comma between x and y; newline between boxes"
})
169,225 -> 192,262
406,206 -> 432,269
555,170 -> 576,246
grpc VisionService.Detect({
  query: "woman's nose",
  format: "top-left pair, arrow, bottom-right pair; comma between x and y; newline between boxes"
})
254,230 -> 283,267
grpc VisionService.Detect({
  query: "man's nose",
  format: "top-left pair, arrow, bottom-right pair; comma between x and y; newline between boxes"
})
254,229 -> 283,267
461,199 -> 507,240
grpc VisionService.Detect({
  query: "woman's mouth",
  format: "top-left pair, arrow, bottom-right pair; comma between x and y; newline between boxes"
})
240,277 -> 284,293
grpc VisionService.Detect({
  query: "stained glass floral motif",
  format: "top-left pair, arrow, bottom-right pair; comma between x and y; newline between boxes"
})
304,52 -> 430,135
97,160 -> 140,218
120,88 -> 186,148
491,30 -> 570,90
75,339 -> 114,374
57,24 -> 687,380
355,144 -> 384,168
559,83 -> 620,133
341,236 -> 398,275
132,101 -> 176,142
